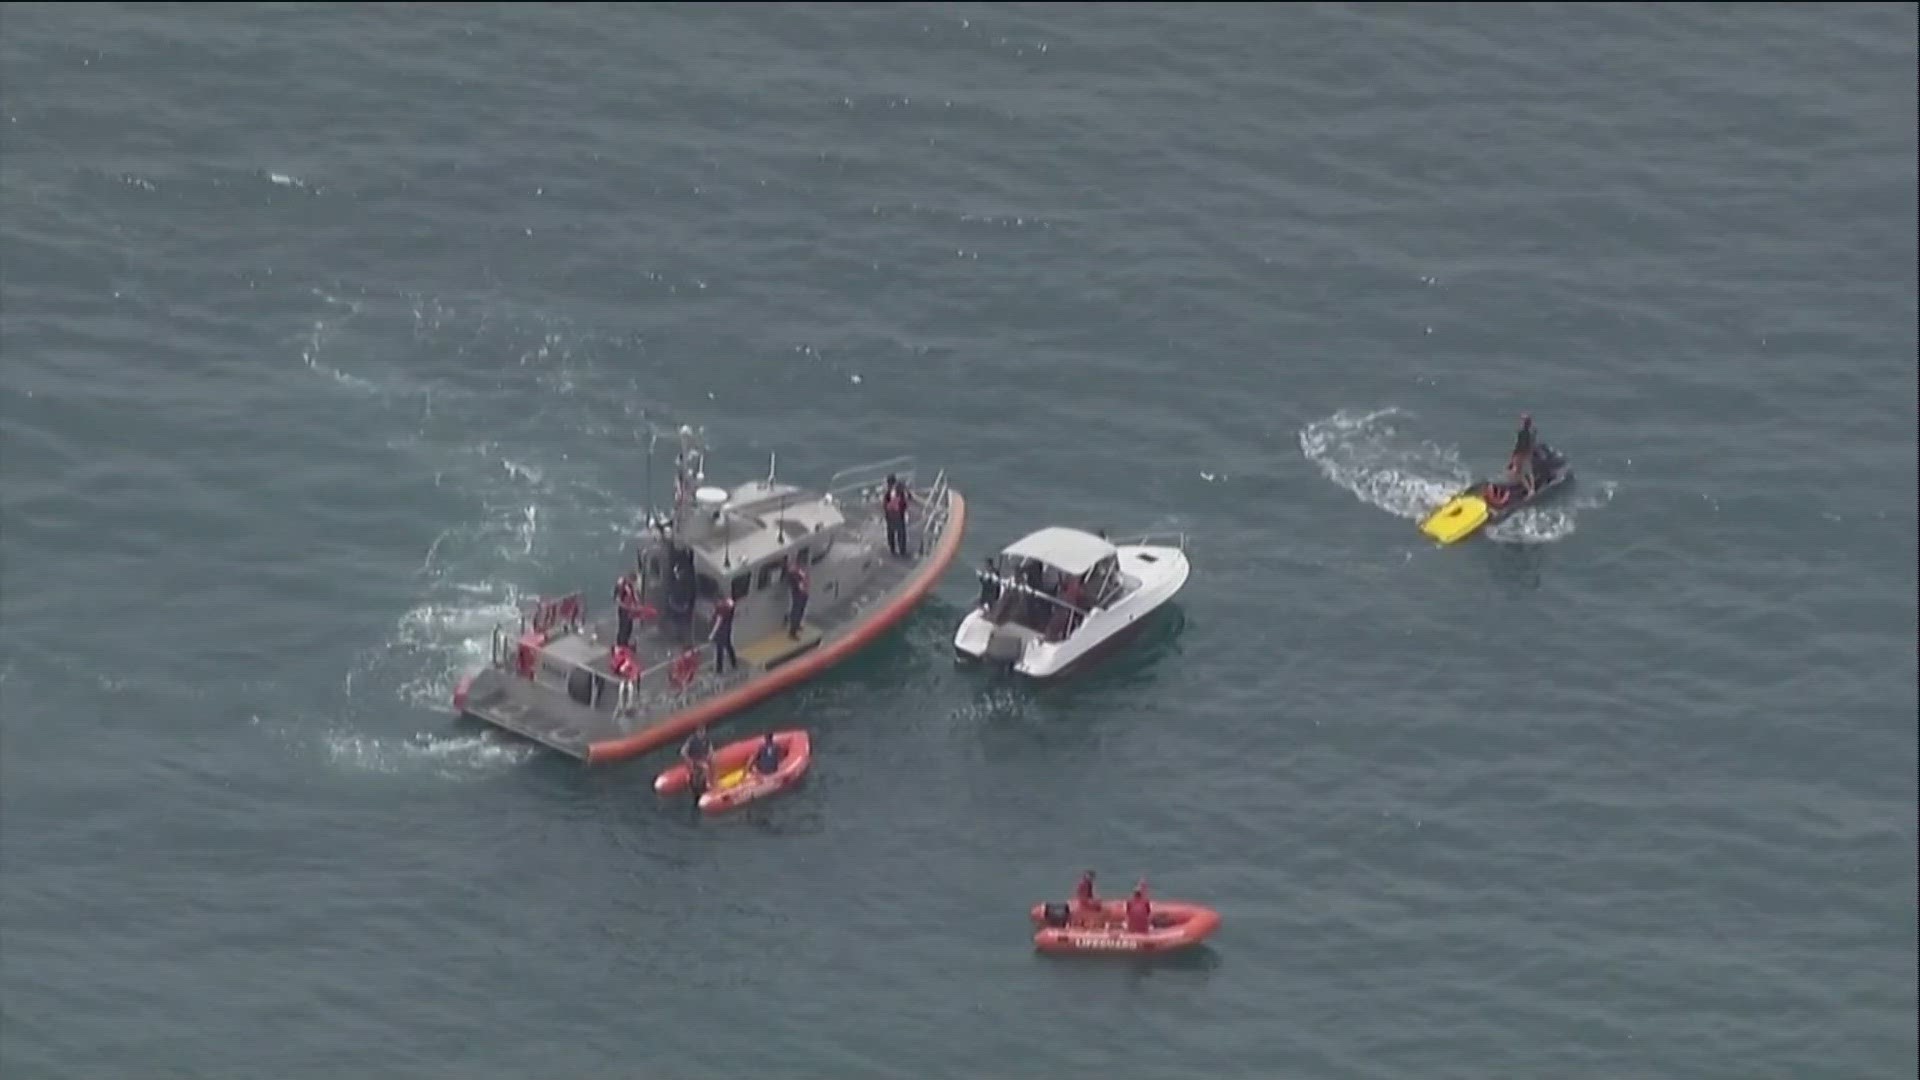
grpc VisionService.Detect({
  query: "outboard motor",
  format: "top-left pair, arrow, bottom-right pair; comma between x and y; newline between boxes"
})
984,627 -> 1026,665
1042,902 -> 1071,928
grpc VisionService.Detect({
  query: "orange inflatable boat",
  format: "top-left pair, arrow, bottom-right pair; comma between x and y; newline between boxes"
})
653,730 -> 811,815
1028,898 -> 1221,955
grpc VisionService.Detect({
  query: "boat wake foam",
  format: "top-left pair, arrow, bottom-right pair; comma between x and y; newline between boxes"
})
1299,408 -> 1470,521
1484,479 -> 1617,545
323,729 -> 537,776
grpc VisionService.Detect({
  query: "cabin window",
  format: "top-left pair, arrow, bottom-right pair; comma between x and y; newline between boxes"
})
730,573 -> 751,601
696,574 -> 720,601
756,562 -> 783,591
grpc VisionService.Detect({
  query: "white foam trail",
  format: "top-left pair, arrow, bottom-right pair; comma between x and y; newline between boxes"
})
1298,407 -> 1470,521
323,730 -> 536,775
1484,480 -> 1618,544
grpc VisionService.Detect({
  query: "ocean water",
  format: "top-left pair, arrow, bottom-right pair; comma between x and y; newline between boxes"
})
2,3 -> 1914,1077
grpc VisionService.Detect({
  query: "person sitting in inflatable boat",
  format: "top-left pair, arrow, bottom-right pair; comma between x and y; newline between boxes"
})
1072,870 -> 1100,924
751,732 -> 784,775
1125,879 -> 1153,933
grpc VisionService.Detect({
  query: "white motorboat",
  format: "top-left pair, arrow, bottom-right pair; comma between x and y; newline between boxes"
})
953,526 -> 1189,679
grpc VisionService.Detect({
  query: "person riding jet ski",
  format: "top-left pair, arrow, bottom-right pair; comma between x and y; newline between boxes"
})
1505,413 -> 1554,499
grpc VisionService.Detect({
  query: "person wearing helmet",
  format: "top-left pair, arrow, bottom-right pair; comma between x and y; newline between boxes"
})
1124,878 -> 1153,934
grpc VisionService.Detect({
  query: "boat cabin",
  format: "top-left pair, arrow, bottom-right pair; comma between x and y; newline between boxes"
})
980,526 -> 1128,639
635,478 -> 846,646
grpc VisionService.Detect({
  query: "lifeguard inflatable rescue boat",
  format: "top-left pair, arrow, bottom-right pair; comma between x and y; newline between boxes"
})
654,729 -> 812,815
1029,898 -> 1222,955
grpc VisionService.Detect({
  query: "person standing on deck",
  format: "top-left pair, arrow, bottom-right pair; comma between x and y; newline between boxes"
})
882,474 -> 912,557
785,556 -> 810,639
613,573 -> 643,648
710,595 -> 738,674
976,556 -> 1002,610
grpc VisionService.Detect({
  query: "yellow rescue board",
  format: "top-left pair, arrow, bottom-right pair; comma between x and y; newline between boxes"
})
715,767 -> 748,790
1419,492 -> 1491,544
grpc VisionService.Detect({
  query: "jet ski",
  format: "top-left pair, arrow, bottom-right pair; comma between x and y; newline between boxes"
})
1419,443 -> 1572,545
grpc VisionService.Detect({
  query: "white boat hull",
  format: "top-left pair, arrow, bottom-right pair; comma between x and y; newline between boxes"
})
954,542 -> 1190,679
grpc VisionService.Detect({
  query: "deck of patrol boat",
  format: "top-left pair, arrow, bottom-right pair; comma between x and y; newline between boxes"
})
455,437 -> 965,765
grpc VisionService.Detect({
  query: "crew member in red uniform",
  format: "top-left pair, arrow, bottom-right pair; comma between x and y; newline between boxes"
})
1125,879 -> 1152,934
613,573 -> 643,648
883,474 -> 912,557
785,557 -> 810,639
710,595 -> 738,674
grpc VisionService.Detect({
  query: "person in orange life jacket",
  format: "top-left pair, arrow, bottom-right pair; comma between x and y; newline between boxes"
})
613,573 -> 643,648
710,595 -> 738,674
1125,879 -> 1153,934
785,556 -> 809,639
882,474 -> 912,557
752,731 -> 783,775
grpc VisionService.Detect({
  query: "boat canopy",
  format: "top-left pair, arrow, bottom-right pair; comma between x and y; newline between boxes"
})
999,527 -> 1116,576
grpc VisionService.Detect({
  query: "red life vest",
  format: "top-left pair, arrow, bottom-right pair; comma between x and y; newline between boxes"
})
1125,893 -> 1151,933
614,578 -> 641,612
610,645 -> 639,681
884,488 -> 908,517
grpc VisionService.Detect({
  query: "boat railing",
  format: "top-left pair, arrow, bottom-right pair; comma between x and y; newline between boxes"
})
1107,530 -> 1188,552
915,468 -> 953,555
978,573 -> 1092,642
486,620 -> 754,724
493,591 -> 588,642
487,616 -> 631,715
980,573 -> 1090,619
827,455 -> 917,505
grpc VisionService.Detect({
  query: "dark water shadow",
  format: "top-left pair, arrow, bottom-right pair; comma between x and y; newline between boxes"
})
1478,537 -> 1548,598
954,606 -> 1192,761
1031,942 -> 1226,986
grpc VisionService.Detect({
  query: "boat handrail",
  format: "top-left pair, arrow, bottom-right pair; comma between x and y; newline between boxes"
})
826,455 -> 917,504
489,624 -> 628,707
915,468 -> 953,554
1107,530 -> 1188,552
488,623 -> 740,720
978,573 -> 1089,619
